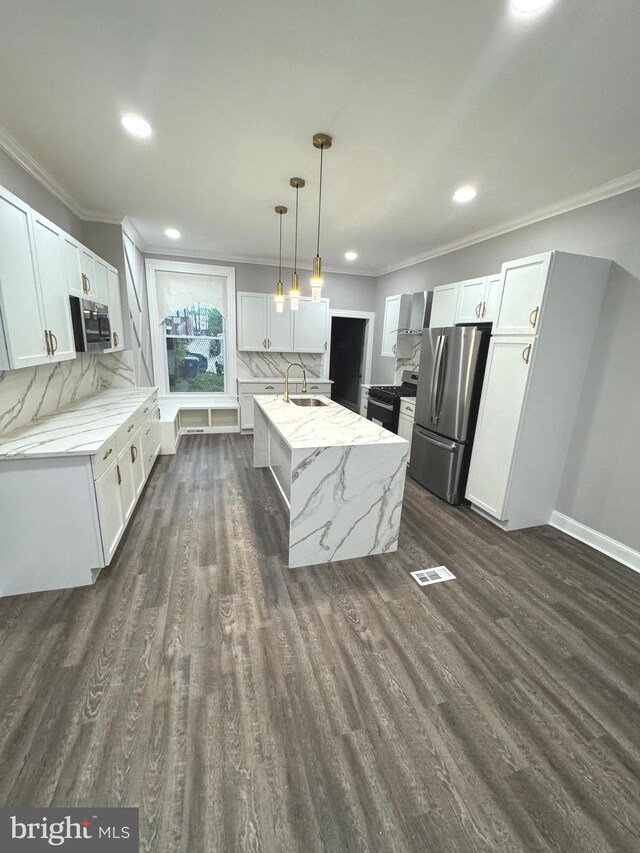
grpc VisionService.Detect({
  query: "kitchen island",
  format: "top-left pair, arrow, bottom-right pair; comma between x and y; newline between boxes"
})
253,394 -> 409,568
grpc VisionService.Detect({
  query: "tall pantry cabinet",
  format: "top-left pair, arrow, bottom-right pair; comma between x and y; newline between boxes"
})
465,251 -> 611,530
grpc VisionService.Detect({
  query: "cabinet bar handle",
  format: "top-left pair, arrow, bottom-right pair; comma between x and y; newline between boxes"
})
265,385 -> 274,389
44,330 -> 51,356
529,306 -> 539,328
481,302 -> 487,318
103,447 -> 112,460
475,303 -> 482,318
311,385 -> 319,389
82,273 -> 90,293
113,331 -> 119,347
116,464 -> 122,485
392,343 -> 396,354
146,427 -> 151,436
49,331 -> 58,354
143,407 -> 149,413
522,344 -> 532,364
263,338 -> 267,348
324,341 -> 328,351
131,445 -> 138,463
127,423 -> 134,432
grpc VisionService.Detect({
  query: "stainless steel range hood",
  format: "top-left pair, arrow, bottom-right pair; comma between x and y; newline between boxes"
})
397,290 -> 433,334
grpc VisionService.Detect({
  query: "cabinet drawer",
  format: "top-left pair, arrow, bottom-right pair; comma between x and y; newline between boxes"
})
241,382 -> 285,394
306,381 -> 331,393
116,410 -> 144,453
141,406 -> 160,451
92,439 -> 117,480
400,401 -> 415,418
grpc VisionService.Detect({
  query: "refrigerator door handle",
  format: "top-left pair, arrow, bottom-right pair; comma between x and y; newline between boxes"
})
431,335 -> 447,424
430,335 -> 444,423
413,426 -> 457,452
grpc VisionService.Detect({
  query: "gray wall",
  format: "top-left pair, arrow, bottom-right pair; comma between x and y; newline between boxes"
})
145,254 -> 377,313
373,188 -> 640,551
0,148 -> 83,239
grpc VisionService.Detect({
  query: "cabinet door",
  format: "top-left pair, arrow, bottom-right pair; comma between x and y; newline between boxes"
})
117,445 -> 136,521
482,274 -> 502,322
494,253 -> 551,335
293,299 -> 328,353
107,267 -> 124,350
30,212 -> 75,363
62,235 -> 84,298
266,297 -> 294,351
93,256 -> 109,304
0,187 -> 48,369
430,284 -> 459,328
398,413 -> 414,445
79,246 -> 97,301
466,337 -> 534,519
237,293 -> 267,350
129,434 -> 145,498
240,393 -> 256,430
95,461 -> 125,564
381,295 -> 401,356
455,278 -> 487,324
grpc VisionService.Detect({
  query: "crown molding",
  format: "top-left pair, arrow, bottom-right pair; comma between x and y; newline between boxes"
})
376,168 -> 640,277
142,243 -> 378,277
0,122 -> 119,223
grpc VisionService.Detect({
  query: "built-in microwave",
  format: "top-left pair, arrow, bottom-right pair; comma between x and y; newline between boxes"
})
69,297 -> 112,352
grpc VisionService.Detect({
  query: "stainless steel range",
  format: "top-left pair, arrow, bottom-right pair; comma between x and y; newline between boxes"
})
366,370 -> 418,433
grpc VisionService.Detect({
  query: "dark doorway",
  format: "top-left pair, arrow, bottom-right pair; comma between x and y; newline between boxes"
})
329,316 -> 367,411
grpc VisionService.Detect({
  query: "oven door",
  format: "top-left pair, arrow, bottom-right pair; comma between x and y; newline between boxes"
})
367,398 -> 395,432
82,302 -> 111,351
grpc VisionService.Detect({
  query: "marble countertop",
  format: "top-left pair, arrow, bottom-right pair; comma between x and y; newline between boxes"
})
238,377 -> 332,384
255,394 -> 406,450
0,388 -> 157,459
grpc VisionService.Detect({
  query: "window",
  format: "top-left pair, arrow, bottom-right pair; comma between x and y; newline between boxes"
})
145,260 -> 237,399
164,303 -> 225,393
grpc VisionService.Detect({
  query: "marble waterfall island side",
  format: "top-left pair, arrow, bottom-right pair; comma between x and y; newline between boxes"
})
253,395 -> 409,568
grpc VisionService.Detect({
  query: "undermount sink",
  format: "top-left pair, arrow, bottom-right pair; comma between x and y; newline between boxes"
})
290,397 -> 328,407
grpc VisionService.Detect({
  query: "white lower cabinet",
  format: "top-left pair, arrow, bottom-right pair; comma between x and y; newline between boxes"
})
397,398 -> 415,460
95,461 -> 125,564
466,337 -> 532,519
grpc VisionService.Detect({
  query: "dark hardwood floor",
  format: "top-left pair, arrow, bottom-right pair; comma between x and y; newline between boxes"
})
1,434 -> 639,852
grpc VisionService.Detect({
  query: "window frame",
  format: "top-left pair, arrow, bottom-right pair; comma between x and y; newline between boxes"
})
145,258 -> 237,403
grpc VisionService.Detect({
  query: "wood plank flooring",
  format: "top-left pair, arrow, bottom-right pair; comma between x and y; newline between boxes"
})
1,433 -> 639,852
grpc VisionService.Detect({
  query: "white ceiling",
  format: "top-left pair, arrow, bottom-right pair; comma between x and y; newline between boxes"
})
1,0 -> 640,275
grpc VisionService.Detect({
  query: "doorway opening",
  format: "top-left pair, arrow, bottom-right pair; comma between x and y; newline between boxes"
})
329,316 -> 367,411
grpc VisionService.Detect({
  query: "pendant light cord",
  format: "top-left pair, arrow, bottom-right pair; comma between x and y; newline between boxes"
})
278,211 -> 283,281
294,185 -> 299,274
316,144 -> 324,255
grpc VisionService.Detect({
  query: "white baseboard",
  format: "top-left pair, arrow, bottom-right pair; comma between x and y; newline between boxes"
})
550,511 -> 640,574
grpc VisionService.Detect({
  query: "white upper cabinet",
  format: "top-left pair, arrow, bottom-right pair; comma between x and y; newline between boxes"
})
30,211 -> 75,363
483,274 -> 502,322
79,246 -> 97,301
267,297 -> 294,351
62,235 -> 85,299
238,292 -> 268,350
92,256 -> 109,305
293,298 -> 328,353
429,284 -> 459,328
455,278 -> 487,324
106,266 -> 124,351
237,292 -> 328,353
0,187 -> 48,369
381,295 -> 402,356
493,253 -> 551,335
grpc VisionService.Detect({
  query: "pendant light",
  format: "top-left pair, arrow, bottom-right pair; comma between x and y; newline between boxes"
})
310,133 -> 332,302
274,205 -> 287,313
289,177 -> 305,311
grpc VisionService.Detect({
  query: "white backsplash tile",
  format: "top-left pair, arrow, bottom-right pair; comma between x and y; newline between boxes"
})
237,350 -> 324,379
0,350 -> 136,437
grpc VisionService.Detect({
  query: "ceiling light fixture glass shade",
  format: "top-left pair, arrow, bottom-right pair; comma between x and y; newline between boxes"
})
511,0 -> 554,13
289,178 -> 305,311
310,134 -> 332,302
121,114 -> 152,139
274,206 -> 287,313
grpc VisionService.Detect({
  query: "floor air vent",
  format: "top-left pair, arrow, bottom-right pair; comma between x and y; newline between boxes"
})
410,566 -> 456,587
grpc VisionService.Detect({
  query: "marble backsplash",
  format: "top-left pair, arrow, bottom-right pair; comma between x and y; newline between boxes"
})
237,350 -> 324,379
0,350 -> 136,437
393,337 -> 421,383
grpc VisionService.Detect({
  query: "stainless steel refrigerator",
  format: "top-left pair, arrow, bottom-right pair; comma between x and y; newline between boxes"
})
409,325 -> 490,504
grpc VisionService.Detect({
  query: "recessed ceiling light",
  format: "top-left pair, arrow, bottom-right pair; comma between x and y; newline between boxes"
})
453,185 -> 477,204
345,251 -> 358,261
120,114 -> 152,139
510,0 -> 554,14
164,228 -> 181,239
